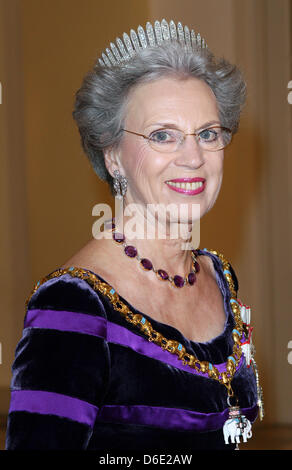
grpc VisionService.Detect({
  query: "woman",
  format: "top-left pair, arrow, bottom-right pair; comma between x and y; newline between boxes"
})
5,19 -> 263,451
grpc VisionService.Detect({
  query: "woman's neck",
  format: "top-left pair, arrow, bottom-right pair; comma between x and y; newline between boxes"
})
113,212 -> 196,276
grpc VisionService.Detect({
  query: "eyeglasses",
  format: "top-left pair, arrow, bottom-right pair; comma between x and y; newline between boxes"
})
122,126 -> 232,153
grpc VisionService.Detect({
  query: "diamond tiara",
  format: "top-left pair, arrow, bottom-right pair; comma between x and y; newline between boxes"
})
98,18 -> 208,68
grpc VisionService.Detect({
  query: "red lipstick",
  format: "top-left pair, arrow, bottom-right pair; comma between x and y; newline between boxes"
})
165,177 -> 206,195
167,177 -> 205,183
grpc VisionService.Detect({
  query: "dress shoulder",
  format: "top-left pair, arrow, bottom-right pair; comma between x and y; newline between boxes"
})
200,247 -> 239,294
25,267 -> 108,319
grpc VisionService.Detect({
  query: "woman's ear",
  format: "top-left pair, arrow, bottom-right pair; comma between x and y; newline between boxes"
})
103,146 -> 120,178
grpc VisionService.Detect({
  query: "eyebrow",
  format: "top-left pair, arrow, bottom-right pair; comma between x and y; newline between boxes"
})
148,120 -> 221,131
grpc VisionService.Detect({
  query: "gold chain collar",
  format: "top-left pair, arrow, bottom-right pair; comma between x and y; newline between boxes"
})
25,248 -> 243,397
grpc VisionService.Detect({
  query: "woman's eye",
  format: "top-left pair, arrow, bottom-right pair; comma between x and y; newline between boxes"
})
199,128 -> 218,142
149,130 -> 175,143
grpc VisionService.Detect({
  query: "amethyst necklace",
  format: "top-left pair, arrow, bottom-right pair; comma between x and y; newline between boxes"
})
105,219 -> 200,288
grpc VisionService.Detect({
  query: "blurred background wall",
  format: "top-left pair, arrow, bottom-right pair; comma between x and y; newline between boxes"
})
0,0 -> 291,448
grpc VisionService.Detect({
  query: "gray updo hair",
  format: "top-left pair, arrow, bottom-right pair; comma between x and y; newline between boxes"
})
73,41 -> 246,193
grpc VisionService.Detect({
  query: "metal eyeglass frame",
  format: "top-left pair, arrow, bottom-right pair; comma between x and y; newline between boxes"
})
121,126 -> 232,152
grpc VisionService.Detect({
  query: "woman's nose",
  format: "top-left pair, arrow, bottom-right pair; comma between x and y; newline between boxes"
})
173,135 -> 205,169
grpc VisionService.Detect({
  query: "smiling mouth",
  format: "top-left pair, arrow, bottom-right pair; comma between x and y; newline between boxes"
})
165,178 -> 206,195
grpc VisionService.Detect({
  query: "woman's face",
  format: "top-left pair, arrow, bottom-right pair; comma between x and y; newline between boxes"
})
106,76 -> 224,225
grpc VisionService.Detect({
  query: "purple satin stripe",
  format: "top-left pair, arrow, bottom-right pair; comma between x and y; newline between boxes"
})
9,390 -> 98,427
24,309 -> 107,339
24,308 -> 243,377
97,403 -> 258,432
107,321 -> 244,377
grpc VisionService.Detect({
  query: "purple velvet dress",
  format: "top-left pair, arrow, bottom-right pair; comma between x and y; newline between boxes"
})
5,249 -> 258,450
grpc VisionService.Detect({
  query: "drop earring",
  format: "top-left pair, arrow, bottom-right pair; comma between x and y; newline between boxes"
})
113,169 -> 128,199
